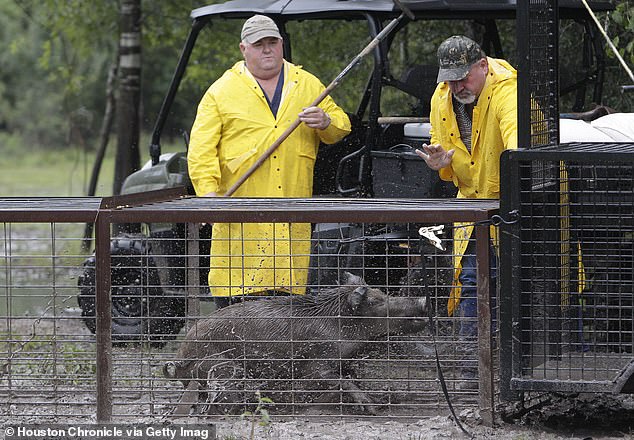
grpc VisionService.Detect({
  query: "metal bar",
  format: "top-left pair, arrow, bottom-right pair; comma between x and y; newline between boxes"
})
101,186 -> 189,209
516,0 -> 531,149
499,151 -> 522,401
502,142 -> 634,162
0,198 -> 102,223
186,222 -> 201,330
107,198 -> 499,225
95,210 -> 113,422
510,378 -> 614,393
0,197 -> 499,223
476,223 -> 494,426
109,210 -> 496,224
551,0 -> 561,141
95,211 -> 112,423
376,117 -> 430,124
150,17 -> 210,165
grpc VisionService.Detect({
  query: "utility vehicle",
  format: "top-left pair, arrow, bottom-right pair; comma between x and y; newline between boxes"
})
78,0 -> 619,341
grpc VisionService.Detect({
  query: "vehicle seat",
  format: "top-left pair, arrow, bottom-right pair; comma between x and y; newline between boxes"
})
399,64 -> 439,116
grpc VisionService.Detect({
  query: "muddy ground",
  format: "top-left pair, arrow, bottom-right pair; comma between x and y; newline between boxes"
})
2,401 -> 634,440
205,392 -> 634,439
2,305 -> 634,439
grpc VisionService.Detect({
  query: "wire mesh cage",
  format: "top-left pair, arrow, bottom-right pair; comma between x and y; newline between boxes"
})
517,0 -> 560,149
1,198 -> 500,422
500,142 -> 634,396
0,222 -> 99,421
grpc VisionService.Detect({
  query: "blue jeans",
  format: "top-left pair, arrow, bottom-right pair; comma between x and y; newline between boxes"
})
457,241 -> 497,339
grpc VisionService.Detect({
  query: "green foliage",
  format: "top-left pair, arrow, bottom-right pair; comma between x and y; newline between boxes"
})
0,2 -> 61,145
285,19 -> 370,113
139,2 -> 216,139
1,0 -> 632,157
155,13 -> 242,141
560,1 -> 634,111
0,1 -> 114,147
241,390 -> 274,440
611,1 -> 634,67
0,1 -> 206,151
0,132 -> 116,196
1,334 -> 96,386
608,1 -> 634,110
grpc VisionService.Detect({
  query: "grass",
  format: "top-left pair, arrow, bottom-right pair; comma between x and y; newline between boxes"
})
0,134 -> 188,315
0,332 -> 97,386
0,135 -> 176,316
0,139 -> 117,197
0,133 -> 183,197
0,138 -> 118,308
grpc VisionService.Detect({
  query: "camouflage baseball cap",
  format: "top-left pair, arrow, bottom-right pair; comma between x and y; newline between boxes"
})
436,35 -> 485,83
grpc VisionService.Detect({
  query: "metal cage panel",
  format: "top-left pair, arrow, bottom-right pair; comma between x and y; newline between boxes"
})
0,196 -> 500,424
500,142 -> 634,396
518,0 -> 560,149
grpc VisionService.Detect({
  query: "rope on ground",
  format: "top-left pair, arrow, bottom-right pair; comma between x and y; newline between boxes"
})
419,238 -> 473,438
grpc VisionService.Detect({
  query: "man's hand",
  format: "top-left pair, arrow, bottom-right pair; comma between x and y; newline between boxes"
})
415,143 -> 455,170
200,191 -> 217,226
299,106 -> 331,130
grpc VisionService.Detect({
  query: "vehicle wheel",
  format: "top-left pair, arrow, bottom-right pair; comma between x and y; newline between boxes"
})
77,235 -> 185,344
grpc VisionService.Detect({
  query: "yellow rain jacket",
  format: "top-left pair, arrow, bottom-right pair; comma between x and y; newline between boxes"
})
429,57 -> 517,315
188,60 -> 351,297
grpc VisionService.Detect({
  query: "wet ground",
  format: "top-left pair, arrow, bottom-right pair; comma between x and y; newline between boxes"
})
211,392 -> 634,439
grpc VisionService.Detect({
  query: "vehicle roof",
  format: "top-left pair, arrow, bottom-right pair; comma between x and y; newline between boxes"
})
191,0 -> 615,20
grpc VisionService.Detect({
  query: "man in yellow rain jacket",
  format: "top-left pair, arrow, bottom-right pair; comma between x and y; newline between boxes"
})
415,35 -> 517,381
188,15 -> 351,308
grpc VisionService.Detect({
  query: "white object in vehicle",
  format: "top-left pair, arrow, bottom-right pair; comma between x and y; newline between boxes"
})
560,113 -> 634,143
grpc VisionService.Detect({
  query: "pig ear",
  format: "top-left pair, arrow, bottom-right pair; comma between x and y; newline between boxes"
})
342,271 -> 367,286
349,286 -> 368,312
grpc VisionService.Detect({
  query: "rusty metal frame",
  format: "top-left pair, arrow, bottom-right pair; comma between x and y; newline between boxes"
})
95,208 -> 112,422
475,223 -> 494,422
0,191 -> 499,425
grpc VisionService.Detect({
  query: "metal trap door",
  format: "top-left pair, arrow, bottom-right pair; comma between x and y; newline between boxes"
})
500,143 -> 634,398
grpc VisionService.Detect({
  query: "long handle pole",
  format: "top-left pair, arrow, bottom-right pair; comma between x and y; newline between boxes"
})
224,12 -> 408,197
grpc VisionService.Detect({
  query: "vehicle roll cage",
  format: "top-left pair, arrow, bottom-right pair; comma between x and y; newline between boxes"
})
149,0 -> 614,168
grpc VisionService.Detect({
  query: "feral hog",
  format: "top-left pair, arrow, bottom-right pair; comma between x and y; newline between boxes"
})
164,273 -> 426,415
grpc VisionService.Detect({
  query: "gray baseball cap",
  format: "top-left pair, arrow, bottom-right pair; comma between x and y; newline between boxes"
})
241,15 -> 281,44
436,35 -> 485,83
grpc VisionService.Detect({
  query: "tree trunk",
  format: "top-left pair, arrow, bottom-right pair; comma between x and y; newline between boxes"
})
113,0 -> 141,196
82,61 -> 118,251
89,61 -> 118,199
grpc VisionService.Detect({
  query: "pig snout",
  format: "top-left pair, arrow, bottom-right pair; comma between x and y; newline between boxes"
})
386,296 -> 427,334
408,297 -> 427,321
411,297 -> 426,314
416,297 -> 427,315
389,296 -> 426,317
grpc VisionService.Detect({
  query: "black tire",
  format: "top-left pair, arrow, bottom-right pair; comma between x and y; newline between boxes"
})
77,235 -> 185,345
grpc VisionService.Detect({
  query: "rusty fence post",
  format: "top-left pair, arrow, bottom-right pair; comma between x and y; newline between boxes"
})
476,223 -> 494,425
95,209 -> 113,422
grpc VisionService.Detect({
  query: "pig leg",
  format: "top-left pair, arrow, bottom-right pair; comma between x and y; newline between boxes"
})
172,380 -> 200,416
201,359 -> 248,415
309,368 -> 377,415
338,377 -> 377,415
